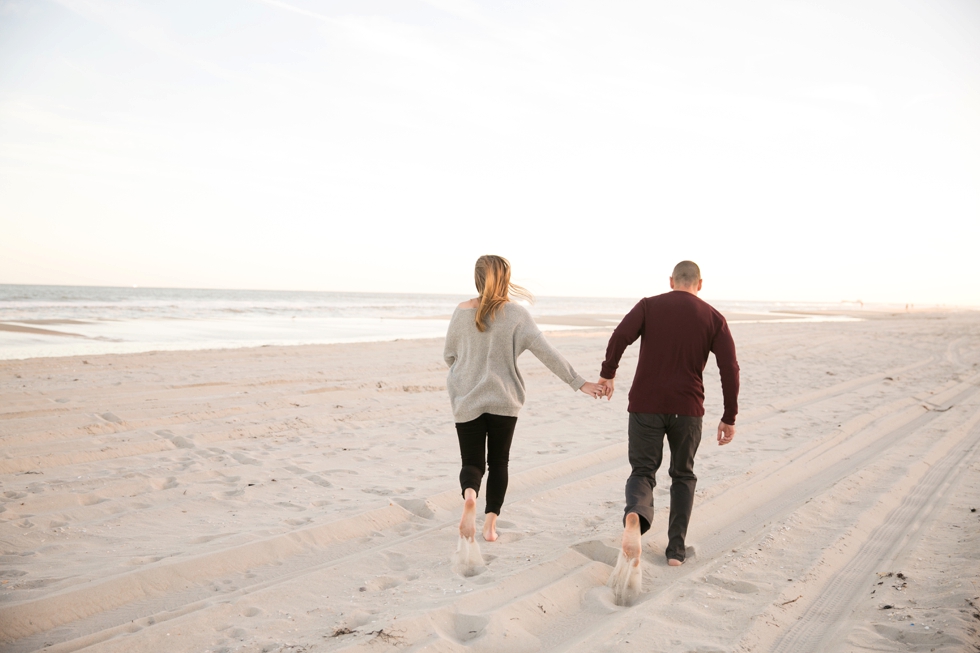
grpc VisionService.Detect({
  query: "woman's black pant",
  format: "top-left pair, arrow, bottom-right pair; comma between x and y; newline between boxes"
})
455,413 -> 518,516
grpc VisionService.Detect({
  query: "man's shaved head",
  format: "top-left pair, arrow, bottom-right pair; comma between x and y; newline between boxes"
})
671,261 -> 701,288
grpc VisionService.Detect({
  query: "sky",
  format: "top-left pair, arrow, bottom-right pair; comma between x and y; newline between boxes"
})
0,0 -> 978,305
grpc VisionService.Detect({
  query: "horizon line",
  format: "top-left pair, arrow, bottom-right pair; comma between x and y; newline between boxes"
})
0,282 -> 976,310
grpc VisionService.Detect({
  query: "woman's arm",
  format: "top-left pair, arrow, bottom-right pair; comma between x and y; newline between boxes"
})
512,307 -> 603,397
524,330 -> 586,391
444,312 -> 459,367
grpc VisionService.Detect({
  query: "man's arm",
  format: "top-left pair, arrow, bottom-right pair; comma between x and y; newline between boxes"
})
711,319 -> 740,426
598,300 -> 646,398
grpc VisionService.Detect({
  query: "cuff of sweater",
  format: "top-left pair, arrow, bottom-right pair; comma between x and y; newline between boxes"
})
569,375 -> 586,391
599,364 -> 616,380
721,413 -> 736,425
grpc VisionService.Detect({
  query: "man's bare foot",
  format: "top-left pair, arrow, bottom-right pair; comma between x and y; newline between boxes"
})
459,490 -> 477,541
482,512 -> 498,542
667,558 -> 683,567
622,513 -> 641,562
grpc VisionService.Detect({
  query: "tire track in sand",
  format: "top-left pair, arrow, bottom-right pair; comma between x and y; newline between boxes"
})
765,404 -> 980,652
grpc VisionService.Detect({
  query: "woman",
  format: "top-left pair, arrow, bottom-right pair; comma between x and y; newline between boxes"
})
444,255 -> 604,544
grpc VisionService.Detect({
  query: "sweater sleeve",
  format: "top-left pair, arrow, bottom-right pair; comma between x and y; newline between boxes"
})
711,318 -> 740,424
443,313 -> 458,368
600,299 -> 645,379
517,310 -> 586,391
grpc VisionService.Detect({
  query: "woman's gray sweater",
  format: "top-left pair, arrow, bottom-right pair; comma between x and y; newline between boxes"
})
444,303 -> 586,423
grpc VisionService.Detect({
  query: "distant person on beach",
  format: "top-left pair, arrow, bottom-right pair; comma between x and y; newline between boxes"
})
599,260 -> 740,569
444,255 -> 605,546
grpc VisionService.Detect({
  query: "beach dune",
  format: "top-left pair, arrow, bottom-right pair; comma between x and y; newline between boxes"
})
1,312 -> 979,652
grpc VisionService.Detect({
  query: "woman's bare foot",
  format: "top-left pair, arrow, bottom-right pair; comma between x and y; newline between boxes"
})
667,558 -> 683,567
622,513 -> 641,561
482,512 -> 498,542
459,489 -> 477,541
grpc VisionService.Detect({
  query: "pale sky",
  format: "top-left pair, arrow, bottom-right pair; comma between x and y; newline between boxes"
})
1,0 -> 978,305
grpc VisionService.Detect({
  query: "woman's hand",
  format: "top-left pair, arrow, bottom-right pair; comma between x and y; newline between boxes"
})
580,382 -> 605,399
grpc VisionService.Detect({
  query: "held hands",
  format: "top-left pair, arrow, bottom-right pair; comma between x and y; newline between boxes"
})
580,378 -> 614,400
597,377 -> 614,400
580,382 -> 606,399
717,421 -> 735,446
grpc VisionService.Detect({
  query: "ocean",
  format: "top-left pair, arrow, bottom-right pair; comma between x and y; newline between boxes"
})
0,285 -> 861,360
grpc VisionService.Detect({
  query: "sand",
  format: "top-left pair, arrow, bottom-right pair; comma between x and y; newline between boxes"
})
1,311 -> 979,652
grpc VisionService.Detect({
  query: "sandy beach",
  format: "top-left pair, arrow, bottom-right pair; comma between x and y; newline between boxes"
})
2,311 -> 979,652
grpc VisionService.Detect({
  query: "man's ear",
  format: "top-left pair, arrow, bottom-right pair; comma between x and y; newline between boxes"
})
697,279 -> 703,291
669,276 -> 675,289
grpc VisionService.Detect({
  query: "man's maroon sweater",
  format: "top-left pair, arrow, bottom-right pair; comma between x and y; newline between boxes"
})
600,290 -> 740,424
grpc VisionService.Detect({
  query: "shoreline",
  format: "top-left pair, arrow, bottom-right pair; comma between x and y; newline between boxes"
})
0,308 -> 928,362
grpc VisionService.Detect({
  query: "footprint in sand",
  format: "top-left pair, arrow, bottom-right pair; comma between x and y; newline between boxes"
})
232,452 -> 261,466
454,614 -> 489,642
433,613 -> 488,643
494,531 -> 526,544
151,477 -> 178,491
382,551 -> 409,571
393,498 -> 435,519
363,576 -> 402,591
571,540 -> 621,566
305,475 -> 332,488
274,502 -> 306,512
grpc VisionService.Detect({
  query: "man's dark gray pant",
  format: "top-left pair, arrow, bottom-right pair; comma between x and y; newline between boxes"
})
624,412 -> 703,562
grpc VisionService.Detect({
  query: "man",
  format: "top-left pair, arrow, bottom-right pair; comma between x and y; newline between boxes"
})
598,260 -> 739,567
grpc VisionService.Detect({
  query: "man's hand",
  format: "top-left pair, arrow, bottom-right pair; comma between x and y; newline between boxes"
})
598,377 -> 615,400
717,421 -> 735,446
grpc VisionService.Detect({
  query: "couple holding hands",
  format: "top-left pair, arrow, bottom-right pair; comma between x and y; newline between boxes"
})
443,255 -> 739,576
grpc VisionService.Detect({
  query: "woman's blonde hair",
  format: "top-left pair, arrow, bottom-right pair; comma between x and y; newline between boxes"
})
473,255 -> 532,332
